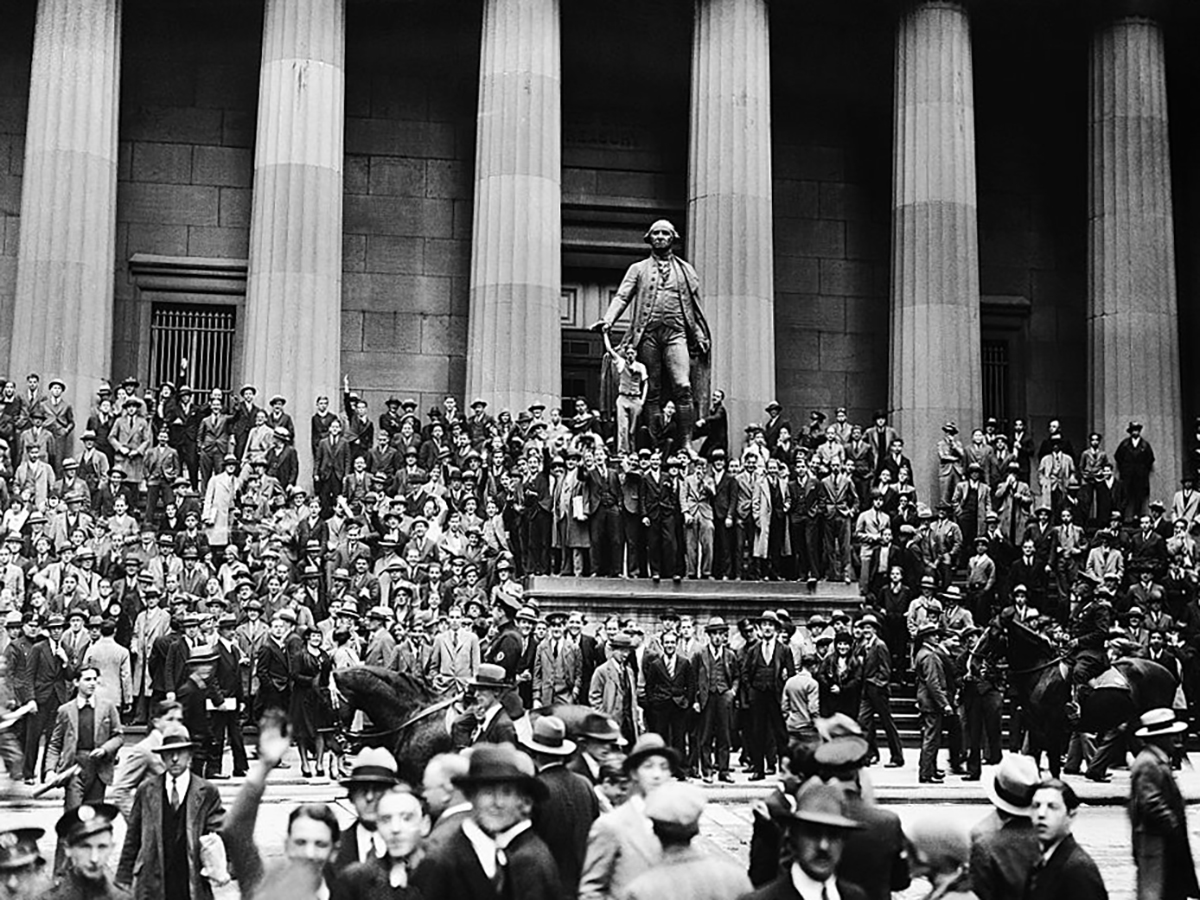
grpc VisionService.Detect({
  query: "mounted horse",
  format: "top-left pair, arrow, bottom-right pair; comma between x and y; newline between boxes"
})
977,617 -> 1177,776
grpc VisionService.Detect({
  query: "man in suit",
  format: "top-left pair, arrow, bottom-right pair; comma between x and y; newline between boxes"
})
589,632 -> 640,745
643,629 -> 693,760
117,722 -> 225,900
568,611 -> 603,697
82,619 -> 132,712
822,461 -> 858,583
209,614 -> 248,778
693,615 -> 737,784
109,699 -> 183,818
969,754 -> 1041,900
256,615 -> 292,720
27,615 -> 71,781
585,447 -> 625,577
466,664 -> 517,745
762,401 -> 791,452
740,778 -> 868,900
742,611 -> 794,780
522,716 -> 600,900
1115,420 -> 1156,520
1024,779 -> 1107,900
642,452 -> 683,583
329,746 -> 400,875
534,611 -> 582,706
914,621 -> 953,783
414,743 -> 561,900
855,615 -> 904,768
196,394 -> 231,489
45,665 -> 124,808
427,604 -> 481,697
1128,708 -> 1198,900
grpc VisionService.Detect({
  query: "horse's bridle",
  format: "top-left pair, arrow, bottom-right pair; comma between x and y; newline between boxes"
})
344,693 -> 462,743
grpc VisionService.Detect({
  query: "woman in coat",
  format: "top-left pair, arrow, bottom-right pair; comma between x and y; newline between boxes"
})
816,632 -> 861,718
289,626 -> 332,778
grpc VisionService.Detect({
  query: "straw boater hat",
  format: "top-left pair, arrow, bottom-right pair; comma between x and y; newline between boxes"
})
1134,708 -> 1189,739
466,663 -> 513,692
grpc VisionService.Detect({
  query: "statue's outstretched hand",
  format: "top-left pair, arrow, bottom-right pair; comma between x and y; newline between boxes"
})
590,320 -> 610,333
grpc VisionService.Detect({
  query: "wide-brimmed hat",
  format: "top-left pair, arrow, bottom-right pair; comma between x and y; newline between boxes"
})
452,743 -> 546,800
940,585 -> 965,604
576,712 -> 623,743
340,747 -> 400,787
155,723 -> 198,753
624,732 -> 682,774
781,778 -> 862,831
1134,707 -> 1189,738
520,715 -> 576,757
467,663 -> 513,691
858,613 -> 881,631
758,610 -> 781,627
984,754 -> 1039,815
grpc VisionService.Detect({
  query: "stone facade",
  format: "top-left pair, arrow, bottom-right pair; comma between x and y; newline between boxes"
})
1,0 -> 1198,499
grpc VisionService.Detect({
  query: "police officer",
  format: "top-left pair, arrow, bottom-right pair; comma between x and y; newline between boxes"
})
0,827 -> 49,898
47,803 -> 129,899
1065,584 -> 1113,721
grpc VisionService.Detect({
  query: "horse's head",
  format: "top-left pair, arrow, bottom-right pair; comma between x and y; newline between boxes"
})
333,665 -> 432,725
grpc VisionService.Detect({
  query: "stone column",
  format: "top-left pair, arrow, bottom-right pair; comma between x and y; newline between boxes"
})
1088,9 -> 1181,505
687,0 -> 775,437
244,0 -> 345,486
889,0 -> 982,503
465,0 -> 561,413
10,0 -> 121,449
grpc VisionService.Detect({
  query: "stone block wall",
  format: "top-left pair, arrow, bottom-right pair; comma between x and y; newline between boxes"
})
0,6 -> 33,372
112,4 -> 262,383
340,4 -> 480,417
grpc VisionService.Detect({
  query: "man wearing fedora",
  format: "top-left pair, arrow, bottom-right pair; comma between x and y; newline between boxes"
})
117,721 -> 224,900
913,622 -> 952,783
1115,421 -> 1156,520
742,610 -> 794,781
466,664 -> 517,746
589,632 -> 640,745
694,616 -> 738,784
414,743 -> 561,900
330,747 -> 400,874
968,754 -> 1041,900
1129,708 -> 1198,900
855,613 -> 905,769
521,715 -> 600,900
740,778 -> 867,900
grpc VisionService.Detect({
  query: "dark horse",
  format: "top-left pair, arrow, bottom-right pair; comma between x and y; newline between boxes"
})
979,618 -> 1177,776
978,618 -> 1070,776
332,666 -> 465,784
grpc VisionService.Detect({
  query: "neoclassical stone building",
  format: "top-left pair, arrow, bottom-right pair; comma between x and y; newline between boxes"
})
1,0 -> 1197,498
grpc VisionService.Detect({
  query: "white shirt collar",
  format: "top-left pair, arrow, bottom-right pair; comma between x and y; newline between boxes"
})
76,696 -> 94,710
791,862 -> 839,900
461,817 -> 532,879
168,769 -> 191,802
355,821 -> 385,863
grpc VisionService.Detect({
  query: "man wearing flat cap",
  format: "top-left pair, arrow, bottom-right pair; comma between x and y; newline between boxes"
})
594,220 -> 711,446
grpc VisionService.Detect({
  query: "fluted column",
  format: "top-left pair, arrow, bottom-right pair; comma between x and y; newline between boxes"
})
687,0 -> 775,436
245,0 -> 345,486
465,0 -> 561,412
10,0 -> 121,449
1088,11 -> 1180,504
889,0 -> 982,503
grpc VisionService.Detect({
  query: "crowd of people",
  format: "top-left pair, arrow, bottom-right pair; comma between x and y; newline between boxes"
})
0,706 -> 1192,900
0,370 -> 1199,896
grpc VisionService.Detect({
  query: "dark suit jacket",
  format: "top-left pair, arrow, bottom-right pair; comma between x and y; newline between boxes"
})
970,810 -> 1040,900
257,637 -> 291,694
644,653 -> 694,708
640,474 -> 680,521
477,707 -> 517,745
1129,744 -> 1199,900
694,644 -> 738,709
533,764 -> 599,900
28,638 -> 70,707
414,820 -> 561,900
1023,835 -> 1107,900
841,799 -> 910,900
741,873 -> 867,900
117,772 -> 225,900
741,639 -> 794,696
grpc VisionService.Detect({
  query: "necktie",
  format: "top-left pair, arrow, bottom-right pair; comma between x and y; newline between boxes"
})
170,779 -> 181,810
493,847 -> 507,896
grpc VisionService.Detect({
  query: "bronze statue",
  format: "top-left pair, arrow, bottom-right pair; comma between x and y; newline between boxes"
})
594,220 -> 711,444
